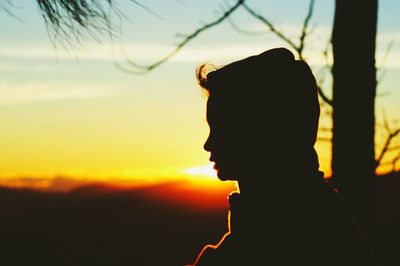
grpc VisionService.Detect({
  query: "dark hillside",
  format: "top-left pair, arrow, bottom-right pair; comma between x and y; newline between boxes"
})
0,183 -> 231,266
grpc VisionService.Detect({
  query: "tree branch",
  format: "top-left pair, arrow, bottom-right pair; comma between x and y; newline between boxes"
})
377,40 -> 394,86
392,153 -> 400,172
220,0 -> 265,36
242,3 -> 298,55
375,111 -> 400,169
34,0 -> 159,47
0,0 -> 23,22
129,0 -> 164,20
227,15 -> 267,36
36,0 -> 124,47
318,85 -> 333,106
116,0 -> 245,74
242,0 -> 315,60
379,152 -> 400,173
298,0 -> 315,57
242,0 -> 335,107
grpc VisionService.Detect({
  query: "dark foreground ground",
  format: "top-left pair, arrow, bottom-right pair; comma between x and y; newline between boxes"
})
0,181 -> 233,266
0,173 -> 399,266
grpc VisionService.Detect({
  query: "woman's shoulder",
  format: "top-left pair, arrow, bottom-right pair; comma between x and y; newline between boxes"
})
191,234 -> 243,266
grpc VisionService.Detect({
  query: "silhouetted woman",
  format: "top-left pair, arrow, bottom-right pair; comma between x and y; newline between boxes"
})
189,48 -> 375,266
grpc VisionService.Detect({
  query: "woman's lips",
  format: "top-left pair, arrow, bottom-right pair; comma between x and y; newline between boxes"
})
213,163 -> 218,170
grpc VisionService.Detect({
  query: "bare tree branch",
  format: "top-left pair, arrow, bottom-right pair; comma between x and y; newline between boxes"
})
382,110 -> 390,130
392,153 -> 400,172
375,111 -> 400,169
219,0 -> 266,36
298,0 -> 315,57
33,0 -> 164,47
322,40 -> 333,74
129,0 -> 164,20
242,0 -> 335,107
242,3 -> 298,56
227,15 -> 267,36
0,0 -> 23,22
318,85 -> 333,106
116,0 -> 245,74
242,0 -> 315,60
314,40 -> 334,106
36,0 -> 124,47
379,152 -> 400,173
377,40 -> 394,86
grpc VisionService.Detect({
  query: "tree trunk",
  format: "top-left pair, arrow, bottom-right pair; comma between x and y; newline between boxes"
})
331,0 -> 377,242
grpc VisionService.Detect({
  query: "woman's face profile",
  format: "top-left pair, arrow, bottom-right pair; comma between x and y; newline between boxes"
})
203,95 -> 237,181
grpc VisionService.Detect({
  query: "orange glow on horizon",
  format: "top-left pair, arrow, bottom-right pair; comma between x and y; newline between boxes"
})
0,173 -> 238,210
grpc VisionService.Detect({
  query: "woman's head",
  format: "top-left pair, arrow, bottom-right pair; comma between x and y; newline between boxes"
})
198,48 -> 320,183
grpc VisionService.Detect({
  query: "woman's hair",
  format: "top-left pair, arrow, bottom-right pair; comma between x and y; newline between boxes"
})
196,47 -> 320,148
196,63 -> 218,94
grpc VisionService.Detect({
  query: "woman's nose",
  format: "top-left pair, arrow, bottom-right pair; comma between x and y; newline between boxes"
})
203,135 -> 212,152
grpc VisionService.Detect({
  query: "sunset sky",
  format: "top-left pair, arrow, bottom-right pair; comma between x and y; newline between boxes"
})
0,0 -> 399,188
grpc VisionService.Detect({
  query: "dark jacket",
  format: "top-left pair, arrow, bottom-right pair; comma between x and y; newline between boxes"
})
192,172 -> 375,266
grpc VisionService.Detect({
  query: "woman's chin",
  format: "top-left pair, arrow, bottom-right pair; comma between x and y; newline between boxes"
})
216,169 -> 235,181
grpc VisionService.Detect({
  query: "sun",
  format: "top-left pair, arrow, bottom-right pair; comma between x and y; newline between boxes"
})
181,163 -> 239,194
181,163 -> 217,179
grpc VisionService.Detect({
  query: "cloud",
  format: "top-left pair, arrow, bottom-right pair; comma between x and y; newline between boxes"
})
0,25 -> 398,69
0,81 -> 118,105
